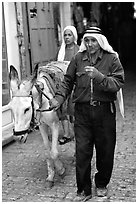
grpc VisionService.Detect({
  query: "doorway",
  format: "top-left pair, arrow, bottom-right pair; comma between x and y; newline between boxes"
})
72,2 -> 136,64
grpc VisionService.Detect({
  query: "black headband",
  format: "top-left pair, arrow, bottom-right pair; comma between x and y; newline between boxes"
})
84,27 -> 102,35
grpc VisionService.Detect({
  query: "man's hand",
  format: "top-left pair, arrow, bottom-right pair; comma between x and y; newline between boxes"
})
85,66 -> 99,79
49,98 -> 60,111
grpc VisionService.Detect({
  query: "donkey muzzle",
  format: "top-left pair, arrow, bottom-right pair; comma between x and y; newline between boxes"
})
13,129 -> 29,143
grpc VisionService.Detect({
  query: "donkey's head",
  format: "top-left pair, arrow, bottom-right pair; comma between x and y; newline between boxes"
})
9,64 -> 39,143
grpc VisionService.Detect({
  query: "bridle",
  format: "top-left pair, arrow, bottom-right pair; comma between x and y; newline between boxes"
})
12,82 -> 52,138
12,93 -> 35,138
11,69 -> 63,141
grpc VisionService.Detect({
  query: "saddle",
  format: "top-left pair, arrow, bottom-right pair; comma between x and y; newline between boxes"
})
38,61 -> 70,120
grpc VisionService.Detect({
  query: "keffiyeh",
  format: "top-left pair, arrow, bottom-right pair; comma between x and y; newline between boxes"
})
79,27 -> 118,57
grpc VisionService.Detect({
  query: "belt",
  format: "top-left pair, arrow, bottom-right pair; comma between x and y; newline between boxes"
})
90,100 -> 110,106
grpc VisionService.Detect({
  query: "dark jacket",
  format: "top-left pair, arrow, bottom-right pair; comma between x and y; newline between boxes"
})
55,50 -> 125,105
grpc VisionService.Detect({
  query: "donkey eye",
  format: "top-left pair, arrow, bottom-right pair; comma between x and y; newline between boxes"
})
24,107 -> 30,114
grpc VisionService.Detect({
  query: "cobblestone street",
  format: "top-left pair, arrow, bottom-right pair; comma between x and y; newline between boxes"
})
2,66 -> 136,202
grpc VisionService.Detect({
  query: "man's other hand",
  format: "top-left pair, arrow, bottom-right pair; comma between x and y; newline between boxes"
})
49,98 -> 60,111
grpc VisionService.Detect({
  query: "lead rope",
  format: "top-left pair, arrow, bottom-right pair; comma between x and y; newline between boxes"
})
90,78 -> 93,105
87,45 -> 93,105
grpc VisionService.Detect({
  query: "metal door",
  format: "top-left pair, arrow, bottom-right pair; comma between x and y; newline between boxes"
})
26,2 -> 58,68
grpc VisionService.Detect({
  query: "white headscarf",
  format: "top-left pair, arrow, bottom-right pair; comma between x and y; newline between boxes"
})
57,25 -> 78,61
79,31 -> 118,58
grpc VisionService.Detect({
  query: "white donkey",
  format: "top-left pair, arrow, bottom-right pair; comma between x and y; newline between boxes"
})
9,64 -> 65,188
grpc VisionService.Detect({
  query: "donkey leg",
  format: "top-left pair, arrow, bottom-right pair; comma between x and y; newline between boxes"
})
39,123 -> 55,188
50,122 -> 65,177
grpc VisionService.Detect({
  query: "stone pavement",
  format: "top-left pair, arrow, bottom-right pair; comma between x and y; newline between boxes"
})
2,67 -> 136,202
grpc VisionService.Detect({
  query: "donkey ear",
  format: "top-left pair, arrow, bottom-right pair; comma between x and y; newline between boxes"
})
31,63 -> 39,83
9,65 -> 19,94
9,65 -> 19,81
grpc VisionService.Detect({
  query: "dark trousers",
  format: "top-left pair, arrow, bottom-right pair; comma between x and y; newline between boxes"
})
74,102 -> 116,196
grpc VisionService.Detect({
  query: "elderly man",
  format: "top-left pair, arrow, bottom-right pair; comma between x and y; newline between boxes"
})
49,27 -> 125,201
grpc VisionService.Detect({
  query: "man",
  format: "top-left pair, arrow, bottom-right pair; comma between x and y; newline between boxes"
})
49,27 -> 124,201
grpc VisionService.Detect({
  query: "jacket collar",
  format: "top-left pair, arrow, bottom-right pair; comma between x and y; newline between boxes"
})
82,49 -> 103,62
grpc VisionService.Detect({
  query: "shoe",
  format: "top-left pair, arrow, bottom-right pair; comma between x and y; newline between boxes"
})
82,194 -> 92,202
73,192 -> 92,202
96,187 -> 108,197
58,136 -> 72,145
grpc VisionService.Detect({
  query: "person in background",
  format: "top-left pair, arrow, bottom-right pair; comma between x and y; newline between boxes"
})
73,3 -> 85,45
49,27 -> 124,201
57,25 -> 79,145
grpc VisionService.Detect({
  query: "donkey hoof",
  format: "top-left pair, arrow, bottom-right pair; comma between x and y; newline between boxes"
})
45,180 -> 54,189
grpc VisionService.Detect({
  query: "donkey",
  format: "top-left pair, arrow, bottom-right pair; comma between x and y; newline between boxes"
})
9,64 -> 65,188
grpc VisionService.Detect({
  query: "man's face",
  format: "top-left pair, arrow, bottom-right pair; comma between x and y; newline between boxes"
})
64,29 -> 74,45
84,36 -> 100,54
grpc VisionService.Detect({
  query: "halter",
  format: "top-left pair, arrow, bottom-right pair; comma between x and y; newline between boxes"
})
12,72 -> 62,138
12,82 -> 54,137
12,92 -> 36,137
